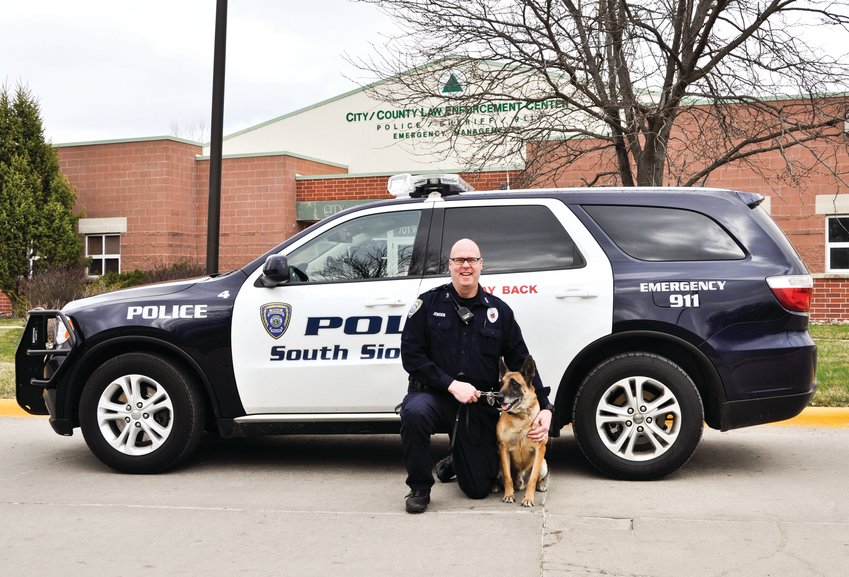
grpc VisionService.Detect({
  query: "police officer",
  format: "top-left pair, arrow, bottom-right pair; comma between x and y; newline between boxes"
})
400,238 -> 553,513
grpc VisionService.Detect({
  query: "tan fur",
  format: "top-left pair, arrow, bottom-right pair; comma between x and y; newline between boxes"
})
496,355 -> 549,507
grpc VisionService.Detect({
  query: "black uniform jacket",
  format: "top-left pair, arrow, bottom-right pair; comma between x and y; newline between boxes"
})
401,283 -> 551,406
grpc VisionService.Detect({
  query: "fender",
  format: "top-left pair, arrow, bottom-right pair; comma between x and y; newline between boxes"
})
552,328 -> 726,431
57,333 -> 236,429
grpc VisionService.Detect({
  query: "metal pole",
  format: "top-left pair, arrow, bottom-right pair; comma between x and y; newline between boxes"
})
206,0 -> 227,275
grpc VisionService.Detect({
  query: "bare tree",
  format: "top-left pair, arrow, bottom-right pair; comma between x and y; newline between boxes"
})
314,244 -> 413,281
169,119 -> 209,144
356,0 -> 849,188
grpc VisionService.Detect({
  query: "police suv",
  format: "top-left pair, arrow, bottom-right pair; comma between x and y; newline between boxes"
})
16,174 -> 817,480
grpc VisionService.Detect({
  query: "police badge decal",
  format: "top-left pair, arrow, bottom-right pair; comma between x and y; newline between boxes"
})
260,302 -> 292,339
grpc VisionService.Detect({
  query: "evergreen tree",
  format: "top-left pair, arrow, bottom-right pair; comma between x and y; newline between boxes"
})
0,84 -> 81,293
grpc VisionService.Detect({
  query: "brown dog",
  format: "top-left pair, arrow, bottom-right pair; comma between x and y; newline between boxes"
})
496,355 -> 549,507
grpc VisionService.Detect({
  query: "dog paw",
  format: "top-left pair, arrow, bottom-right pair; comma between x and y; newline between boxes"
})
502,494 -> 515,503
521,498 -> 535,507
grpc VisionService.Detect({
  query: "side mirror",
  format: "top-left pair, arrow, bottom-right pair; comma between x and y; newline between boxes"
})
257,254 -> 291,287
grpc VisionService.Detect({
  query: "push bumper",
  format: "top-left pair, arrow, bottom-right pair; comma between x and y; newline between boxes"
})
15,310 -> 78,433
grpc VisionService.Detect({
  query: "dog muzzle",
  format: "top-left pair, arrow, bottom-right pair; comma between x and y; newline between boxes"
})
499,396 -> 521,413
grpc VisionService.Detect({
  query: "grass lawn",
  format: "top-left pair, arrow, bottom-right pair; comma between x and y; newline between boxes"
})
0,318 -> 23,399
809,324 -> 849,407
1,317 -> 847,406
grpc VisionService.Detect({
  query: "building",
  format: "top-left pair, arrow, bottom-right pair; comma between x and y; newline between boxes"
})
3,66 -> 848,320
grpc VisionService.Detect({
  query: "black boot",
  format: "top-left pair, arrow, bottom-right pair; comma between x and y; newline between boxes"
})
405,489 -> 430,513
434,455 -> 456,482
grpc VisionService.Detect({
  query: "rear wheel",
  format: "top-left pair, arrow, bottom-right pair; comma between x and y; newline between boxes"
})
79,353 -> 206,473
572,352 -> 703,480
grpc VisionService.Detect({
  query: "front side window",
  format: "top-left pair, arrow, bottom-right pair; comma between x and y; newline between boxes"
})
86,234 -> 121,275
286,210 -> 422,282
584,205 -> 745,261
439,205 -> 585,273
827,216 -> 849,272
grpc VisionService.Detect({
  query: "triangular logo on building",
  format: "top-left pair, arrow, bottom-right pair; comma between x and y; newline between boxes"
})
441,73 -> 463,94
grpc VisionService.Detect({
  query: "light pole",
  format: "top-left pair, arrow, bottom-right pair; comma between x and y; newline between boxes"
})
206,0 -> 227,275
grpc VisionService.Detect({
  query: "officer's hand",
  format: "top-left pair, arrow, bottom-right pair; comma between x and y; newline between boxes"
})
448,380 -> 480,404
528,409 -> 552,441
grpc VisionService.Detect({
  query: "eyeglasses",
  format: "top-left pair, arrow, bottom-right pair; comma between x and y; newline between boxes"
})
448,257 -> 482,265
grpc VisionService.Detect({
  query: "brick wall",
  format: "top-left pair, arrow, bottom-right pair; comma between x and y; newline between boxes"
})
297,169 -> 522,202
195,154 -> 345,270
58,141 -> 348,273
0,292 -> 11,317
59,139 -> 204,271
811,278 -> 849,322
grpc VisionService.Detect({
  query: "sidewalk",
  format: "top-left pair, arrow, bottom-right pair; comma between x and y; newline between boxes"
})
1,398 -> 847,426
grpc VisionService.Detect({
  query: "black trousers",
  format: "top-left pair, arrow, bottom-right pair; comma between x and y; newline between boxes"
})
400,390 -> 500,499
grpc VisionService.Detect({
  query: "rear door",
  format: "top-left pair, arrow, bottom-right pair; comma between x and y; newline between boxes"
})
421,198 -> 613,396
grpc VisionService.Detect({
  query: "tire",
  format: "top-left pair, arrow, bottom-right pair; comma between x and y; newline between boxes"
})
572,352 -> 703,480
79,352 -> 206,473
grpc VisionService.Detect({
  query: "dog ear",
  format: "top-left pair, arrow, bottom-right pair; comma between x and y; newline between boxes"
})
521,355 -> 536,384
499,357 -> 508,379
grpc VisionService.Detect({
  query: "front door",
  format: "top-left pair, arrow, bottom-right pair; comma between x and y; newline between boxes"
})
231,205 -> 428,414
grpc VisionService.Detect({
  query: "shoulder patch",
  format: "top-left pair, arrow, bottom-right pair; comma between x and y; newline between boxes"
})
408,299 -> 423,318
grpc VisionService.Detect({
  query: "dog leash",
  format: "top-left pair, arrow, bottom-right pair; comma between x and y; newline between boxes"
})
480,391 -> 504,408
449,392 -> 505,451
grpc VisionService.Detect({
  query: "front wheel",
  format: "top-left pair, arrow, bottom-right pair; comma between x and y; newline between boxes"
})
572,352 -> 703,480
79,353 -> 206,473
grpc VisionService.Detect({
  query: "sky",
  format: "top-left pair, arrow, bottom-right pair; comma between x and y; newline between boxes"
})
0,0 -> 397,144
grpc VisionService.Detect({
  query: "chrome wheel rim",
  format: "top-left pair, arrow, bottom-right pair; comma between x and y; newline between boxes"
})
595,375 -> 682,462
96,374 -> 174,456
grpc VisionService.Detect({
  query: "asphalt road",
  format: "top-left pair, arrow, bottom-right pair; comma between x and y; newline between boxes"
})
1,416 -> 847,577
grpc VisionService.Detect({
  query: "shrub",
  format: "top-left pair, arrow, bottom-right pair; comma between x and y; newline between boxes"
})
16,266 -> 89,312
144,261 -> 205,284
15,260 -> 205,311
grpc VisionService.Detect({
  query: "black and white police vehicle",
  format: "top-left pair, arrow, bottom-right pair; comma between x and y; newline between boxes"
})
16,173 -> 817,480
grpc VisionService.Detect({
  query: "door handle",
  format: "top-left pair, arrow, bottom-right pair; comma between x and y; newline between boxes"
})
554,288 -> 598,299
365,298 -> 406,307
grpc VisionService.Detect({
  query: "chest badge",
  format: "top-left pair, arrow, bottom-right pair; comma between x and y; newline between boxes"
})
487,307 -> 499,323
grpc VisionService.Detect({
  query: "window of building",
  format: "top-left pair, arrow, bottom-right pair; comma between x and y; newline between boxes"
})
583,205 -> 745,261
439,205 -> 585,273
86,234 -> 121,276
827,216 -> 849,272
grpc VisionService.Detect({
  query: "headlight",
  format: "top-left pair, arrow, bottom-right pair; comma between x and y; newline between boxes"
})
54,316 -> 74,347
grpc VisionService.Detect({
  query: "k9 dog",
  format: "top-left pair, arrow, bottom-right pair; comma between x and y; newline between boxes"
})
496,356 -> 549,507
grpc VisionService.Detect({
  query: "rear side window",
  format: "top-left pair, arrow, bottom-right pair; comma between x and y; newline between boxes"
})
439,205 -> 585,273
584,205 -> 745,261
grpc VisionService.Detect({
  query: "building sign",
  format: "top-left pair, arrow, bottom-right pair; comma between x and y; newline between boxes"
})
296,200 -> 372,222
344,99 -> 567,142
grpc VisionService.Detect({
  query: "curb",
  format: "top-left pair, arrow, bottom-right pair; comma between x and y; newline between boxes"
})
0,399 -> 46,418
763,407 -> 849,429
1,398 -> 847,427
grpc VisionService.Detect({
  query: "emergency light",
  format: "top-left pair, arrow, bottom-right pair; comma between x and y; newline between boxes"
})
387,173 -> 474,198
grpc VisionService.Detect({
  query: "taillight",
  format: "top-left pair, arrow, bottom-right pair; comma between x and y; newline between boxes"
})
766,275 -> 813,312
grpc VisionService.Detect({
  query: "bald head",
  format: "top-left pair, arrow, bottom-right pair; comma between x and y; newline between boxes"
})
450,238 -> 481,260
448,238 -> 483,298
